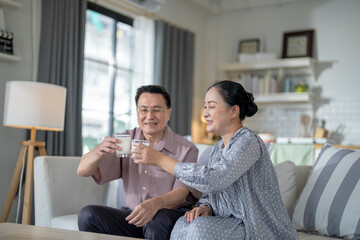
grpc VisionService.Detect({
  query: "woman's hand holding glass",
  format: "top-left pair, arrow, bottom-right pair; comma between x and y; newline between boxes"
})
131,143 -> 178,175
131,142 -> 162,166
184,205 -> 211,223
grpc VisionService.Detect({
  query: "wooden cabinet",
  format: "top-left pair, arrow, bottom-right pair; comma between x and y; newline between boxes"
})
220,57 -> 317,104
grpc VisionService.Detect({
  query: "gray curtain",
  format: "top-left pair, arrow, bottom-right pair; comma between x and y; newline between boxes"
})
154,20 -> 195,136
37,0 -> 86,156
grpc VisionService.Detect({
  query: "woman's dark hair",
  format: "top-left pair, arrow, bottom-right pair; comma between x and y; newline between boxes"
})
135,85 -> 171,108
208,80 -> 258,121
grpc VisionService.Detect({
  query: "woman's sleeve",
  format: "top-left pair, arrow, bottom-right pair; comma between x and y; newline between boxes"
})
195,194 -> 213,216
174,132 -> 261,193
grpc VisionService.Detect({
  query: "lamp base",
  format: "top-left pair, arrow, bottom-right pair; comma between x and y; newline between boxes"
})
0,140 -> 46,224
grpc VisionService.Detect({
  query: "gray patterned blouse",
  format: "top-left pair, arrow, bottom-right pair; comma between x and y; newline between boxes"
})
174,127 -> 298,239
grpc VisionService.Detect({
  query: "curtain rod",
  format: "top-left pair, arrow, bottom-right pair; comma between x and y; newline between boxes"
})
93,0 -> 194,33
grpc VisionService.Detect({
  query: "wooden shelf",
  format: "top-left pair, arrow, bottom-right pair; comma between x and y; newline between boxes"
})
220,57 -> 317,104
0,52 -> 21,62
0,0 -> 22,8
254,92 -> 310,103
220,57 -> 316,73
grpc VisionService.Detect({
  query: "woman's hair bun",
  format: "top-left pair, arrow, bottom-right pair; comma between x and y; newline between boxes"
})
245,91 -> 258,117
208,80 -> 258,121
246,102 -> 258,117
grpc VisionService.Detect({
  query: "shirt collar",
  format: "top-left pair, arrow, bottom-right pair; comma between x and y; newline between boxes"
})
229,126 -> 247,143
154,126 -> 176,154
133,128 -> 145,140
137,126 -> 176,154
219,126 -> 247,148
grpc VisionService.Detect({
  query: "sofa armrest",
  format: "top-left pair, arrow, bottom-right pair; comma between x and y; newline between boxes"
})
34,156 -> 108,227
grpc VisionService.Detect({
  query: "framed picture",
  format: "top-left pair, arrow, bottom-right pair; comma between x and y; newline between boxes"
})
282,30 -> 314,58
238,38 -> 260,54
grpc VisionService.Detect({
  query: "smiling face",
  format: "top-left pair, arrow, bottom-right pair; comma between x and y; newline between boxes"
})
137,93 -> 171,138
203,87 -> 239,136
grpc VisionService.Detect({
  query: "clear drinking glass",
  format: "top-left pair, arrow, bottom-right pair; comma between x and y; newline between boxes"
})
131,139 -> 150,161
114,134 -> 131,157
131,139 -> 150,148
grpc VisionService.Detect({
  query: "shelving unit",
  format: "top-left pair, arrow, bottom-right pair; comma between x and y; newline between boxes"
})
220,57 -> 316,76
0,52 -> 21,62
220,57 -> 317,104
0,0 -> 22,62
254,92 -> 310,103
0,0 -> 22,8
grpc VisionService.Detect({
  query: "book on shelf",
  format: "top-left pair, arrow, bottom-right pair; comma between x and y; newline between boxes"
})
234,73 -> 280,95
251,75 -> 259,94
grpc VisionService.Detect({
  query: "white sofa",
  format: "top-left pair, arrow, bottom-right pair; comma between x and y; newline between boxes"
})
33,144 -> 339,239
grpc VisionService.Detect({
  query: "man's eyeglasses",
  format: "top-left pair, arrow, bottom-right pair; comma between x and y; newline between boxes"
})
137,107 -> 166,115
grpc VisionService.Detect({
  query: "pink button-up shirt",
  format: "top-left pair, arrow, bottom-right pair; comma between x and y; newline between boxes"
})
94,126 -> 200,210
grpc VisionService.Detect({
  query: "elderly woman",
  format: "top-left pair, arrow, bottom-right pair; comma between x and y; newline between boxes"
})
131,80 -> 298,239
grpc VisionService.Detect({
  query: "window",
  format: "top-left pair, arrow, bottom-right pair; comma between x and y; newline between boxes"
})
82,3 -> 134,153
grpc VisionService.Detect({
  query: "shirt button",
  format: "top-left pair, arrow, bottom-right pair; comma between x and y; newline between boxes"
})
144,170 -> 148,174
142,187 -> 146,190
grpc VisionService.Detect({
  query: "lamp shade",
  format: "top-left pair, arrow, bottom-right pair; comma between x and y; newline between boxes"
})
3,81 -> 67,131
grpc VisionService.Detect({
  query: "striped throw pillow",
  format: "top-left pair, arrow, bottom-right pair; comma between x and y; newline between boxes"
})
291,144 -> 360,239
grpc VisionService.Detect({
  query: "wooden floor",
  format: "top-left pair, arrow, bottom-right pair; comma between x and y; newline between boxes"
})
0,223 -> 142,240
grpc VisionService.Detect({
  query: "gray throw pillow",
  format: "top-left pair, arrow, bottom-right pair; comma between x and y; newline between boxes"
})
291,144 -> 360,239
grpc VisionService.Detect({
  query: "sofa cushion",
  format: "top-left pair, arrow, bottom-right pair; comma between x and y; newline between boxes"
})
274,160 -> 298,213
297,231 -> 342,239
291,144 -> 360,239
194,143 -> 212,164
197,145 -> 212,165
51,214 -> 78,231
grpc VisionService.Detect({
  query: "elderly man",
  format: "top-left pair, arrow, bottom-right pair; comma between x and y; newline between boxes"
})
77,85 -> 199,240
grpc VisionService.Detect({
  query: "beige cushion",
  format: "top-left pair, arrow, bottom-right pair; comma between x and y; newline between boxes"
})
294,165 -> 312,197
274,160 -> 297,213
51,214 -> 78,231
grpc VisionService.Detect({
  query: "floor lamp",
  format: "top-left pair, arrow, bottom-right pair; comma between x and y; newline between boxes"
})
1,81 -> 67,225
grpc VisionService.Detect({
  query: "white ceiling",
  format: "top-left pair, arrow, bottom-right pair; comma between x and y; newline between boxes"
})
189,0 -> 313,13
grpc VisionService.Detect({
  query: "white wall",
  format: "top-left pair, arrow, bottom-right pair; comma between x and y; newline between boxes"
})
201,0 -> 360,145
0,0 -> 40,223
